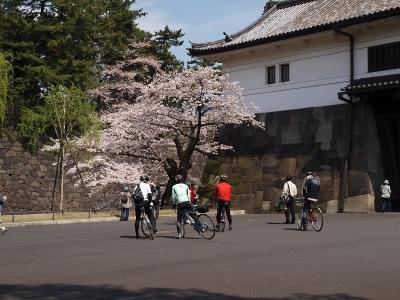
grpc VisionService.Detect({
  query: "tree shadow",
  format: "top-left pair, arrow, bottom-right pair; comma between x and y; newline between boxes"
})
0,285 -> 371,300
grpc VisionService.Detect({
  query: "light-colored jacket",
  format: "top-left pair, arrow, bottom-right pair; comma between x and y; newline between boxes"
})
282,181 -> 297,197
120,192 -> 133,208
172,183 -> 190,205
381,184 -> 391,198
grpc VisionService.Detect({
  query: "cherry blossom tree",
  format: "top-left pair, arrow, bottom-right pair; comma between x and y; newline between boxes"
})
98,65 -> 264,202
73,42 -> 264,204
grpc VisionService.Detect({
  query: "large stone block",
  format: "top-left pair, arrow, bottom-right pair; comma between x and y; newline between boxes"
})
264,187 -> 280,203
281,125 -> 301,145
315,122 -> 332,143
255,190 -> 264,209
344,194 -> 375,213
278,158 -> 296,176
237,155 -> 255,168
261,154 -> 277,167
348,171 -> 374,197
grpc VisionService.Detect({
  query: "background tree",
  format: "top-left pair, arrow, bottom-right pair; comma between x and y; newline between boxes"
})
0,52 -> 12,126
152,26 -> 184,71
18,85 -> 100,212
0,0 -> 147,124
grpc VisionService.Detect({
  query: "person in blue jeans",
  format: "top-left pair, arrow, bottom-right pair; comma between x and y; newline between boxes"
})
119,186 -> 132,221
302,172 -> 320,230
172,175 -> 200,239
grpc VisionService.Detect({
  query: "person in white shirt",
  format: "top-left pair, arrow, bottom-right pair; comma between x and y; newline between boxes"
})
282,175 -> 298,224
132,175 -> 156,238
380,179 -> 391,213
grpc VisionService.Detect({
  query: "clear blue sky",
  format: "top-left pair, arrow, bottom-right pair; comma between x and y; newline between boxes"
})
134,0 -> 267,62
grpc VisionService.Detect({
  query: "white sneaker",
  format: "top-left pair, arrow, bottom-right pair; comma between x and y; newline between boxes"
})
0,226 -> 7,233
175,233 -> 182,239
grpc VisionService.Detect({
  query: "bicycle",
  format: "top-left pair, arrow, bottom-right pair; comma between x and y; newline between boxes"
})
179,204 -> 216,240
140,202 -> 156,240
297,198 -> 324,232
218,201 -> 229,232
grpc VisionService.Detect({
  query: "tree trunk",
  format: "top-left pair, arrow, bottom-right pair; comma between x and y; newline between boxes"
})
161,157 -> 193,206
59,145 -> 65,214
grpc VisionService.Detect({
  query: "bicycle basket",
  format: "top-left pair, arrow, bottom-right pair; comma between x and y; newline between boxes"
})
196,205 -> 209,213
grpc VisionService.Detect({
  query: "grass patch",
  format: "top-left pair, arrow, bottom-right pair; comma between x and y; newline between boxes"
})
1,211 -> 118,223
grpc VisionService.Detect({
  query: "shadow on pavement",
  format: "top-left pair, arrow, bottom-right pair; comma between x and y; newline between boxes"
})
267,222 -> 285,225
0,285 -> 371,300
282,228 -> 301,231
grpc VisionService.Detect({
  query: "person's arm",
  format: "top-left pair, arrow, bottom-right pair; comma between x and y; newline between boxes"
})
186,185 -> 191,202
172,186 -> 177,205
282,182 -> 289,195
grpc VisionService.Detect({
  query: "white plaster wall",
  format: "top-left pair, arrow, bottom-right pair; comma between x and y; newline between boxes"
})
215,19 -> 400,113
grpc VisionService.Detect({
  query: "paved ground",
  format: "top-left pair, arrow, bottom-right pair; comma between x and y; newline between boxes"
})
0,213 -> 399,300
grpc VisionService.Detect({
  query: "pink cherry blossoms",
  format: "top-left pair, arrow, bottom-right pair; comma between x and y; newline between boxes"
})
72,42 -> 264,199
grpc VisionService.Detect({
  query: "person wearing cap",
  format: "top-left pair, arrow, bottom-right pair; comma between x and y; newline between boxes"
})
214,174 -> 233,231
119,186 -> 133,221
380,179 -> 391,213
172,175 -> 200,239
302,172 -> 320,230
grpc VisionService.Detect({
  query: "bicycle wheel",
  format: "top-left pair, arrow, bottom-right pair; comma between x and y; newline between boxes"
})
310,207 -> 323,232
197,214 -> 215,240
141,216 -> 153,239
180,213 -> 187,238
221,207 -> 227,232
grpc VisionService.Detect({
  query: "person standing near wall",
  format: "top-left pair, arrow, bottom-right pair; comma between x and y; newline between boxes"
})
282,176 -> 298,224
380,179 -> 391,213
119,186 -> 132,221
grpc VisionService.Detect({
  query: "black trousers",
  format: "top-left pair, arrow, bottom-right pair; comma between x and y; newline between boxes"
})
217,200 -> 232,225
135,201 -> 156,235
284,197 -> 296,223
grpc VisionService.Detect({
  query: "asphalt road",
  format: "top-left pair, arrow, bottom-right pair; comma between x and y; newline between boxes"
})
0,213 -> 399,300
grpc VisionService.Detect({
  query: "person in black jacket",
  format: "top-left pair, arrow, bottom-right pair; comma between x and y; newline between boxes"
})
302,172 -> 320,229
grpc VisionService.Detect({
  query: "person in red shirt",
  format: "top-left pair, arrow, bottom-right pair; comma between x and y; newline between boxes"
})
190,182 -> 198,204
214,174 -> 233,231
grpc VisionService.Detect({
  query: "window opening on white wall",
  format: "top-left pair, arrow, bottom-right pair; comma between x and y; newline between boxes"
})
266,66 -> 276,84
280,64 -> 290,82
368,41 -> 400,72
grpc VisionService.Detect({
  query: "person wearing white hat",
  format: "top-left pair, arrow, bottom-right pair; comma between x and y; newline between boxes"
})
380,179 -> 391,213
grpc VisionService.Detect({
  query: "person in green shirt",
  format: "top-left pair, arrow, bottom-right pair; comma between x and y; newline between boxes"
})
172,175 -> 200,239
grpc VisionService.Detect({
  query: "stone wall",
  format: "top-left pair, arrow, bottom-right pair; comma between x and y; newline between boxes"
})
0,133 -> 90,212
202,103 -> 384,213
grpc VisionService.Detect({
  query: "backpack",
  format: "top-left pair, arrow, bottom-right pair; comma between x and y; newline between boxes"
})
132,185 -> 144,204
121,192 -> 129,204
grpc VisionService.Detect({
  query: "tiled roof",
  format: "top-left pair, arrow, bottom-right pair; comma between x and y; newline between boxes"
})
190,0 -> 400,56
343,74 -> 400,92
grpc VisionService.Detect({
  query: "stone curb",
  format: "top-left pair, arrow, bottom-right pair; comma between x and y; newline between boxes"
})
2,210 -> 246,228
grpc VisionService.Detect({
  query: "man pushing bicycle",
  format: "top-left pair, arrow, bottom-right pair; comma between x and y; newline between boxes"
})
172,175 -> 201,239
